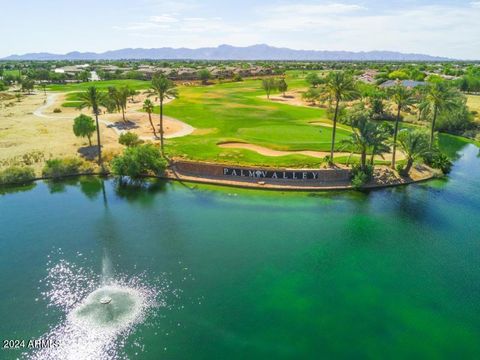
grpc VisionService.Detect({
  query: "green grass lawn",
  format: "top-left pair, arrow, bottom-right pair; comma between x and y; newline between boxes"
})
162,75 -> 353,167
47,79 -> 150,92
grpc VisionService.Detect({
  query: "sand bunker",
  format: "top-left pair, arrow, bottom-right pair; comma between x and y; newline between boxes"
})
218,142 -> 405,161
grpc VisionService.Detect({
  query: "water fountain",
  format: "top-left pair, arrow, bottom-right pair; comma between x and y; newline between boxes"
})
26,251 -> 163,360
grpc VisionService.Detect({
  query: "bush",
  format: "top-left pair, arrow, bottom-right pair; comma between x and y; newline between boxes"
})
352,172 -> 369,189
350,163 -> 373,189
111,144 -> 167,178
423,149 -> 453,174
53,108 -> 62,113
0,166 -> 35,185
119,132 -> 142,147
42,158 -> 93,179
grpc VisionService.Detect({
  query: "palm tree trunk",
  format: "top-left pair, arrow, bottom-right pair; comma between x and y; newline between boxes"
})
391,106 -> 401,169
94,113 -> 102,165
148,112 -> 157,138
121,107 -> 126,123
430,105 -> 438,149
159,99 -> 165,157
404,158 -> 414,175
329,99 -> 340,165
88,135 -> 92,147
361,150 -> 367,170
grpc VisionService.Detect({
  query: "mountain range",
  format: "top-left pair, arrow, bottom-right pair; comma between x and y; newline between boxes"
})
1,44 -> 451,61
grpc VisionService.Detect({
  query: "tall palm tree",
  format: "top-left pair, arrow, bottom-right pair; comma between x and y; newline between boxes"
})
322,71 -> 358,164
388,84 -> 415,169
143,99 -> 157,138
149,74 -> 178,157
369,126 -> 390,165
341,116 -> 376,170
107,86 -> 130,123
419,82 -> 460,149
397,129 -> 431,175
78,86 -> 106,165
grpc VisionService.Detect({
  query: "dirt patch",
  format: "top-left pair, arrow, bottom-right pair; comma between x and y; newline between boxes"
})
261,89 -> 315,108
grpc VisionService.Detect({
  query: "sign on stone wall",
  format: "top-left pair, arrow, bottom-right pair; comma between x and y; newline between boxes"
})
223,167 -> 323,181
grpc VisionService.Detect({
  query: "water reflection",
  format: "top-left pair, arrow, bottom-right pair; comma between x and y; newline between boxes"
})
113,178 -> 167,205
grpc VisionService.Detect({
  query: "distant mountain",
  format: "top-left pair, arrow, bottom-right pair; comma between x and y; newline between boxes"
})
1,44 -> 451,61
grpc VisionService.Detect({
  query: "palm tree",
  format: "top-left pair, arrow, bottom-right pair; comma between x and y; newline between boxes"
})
419,82 -> 460,149
322,71 -> 358,164
341,115 -> 375,170
107,86 -> 130,123
149,74 -> 178,157
143,99 -> 157,138
369,126 -> 390,165
388,84 -> 415,169
397,129 -> 431,175
78,86 -> 106,165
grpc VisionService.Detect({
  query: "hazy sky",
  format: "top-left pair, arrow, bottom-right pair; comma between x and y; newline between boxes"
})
2,0 -> 480,59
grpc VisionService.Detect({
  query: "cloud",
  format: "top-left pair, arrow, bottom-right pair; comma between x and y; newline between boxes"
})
268,2 -> 366,15
113,1 -> 480,59
149,15 -> 179,23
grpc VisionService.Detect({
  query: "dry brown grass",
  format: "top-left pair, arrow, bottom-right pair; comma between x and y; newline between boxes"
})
0,91 -> 182,174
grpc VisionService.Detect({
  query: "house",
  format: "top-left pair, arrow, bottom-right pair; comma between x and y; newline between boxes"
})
380,80 -> 426,89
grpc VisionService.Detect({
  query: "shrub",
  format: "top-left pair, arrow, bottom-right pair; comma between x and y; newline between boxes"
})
350,163 -> 373,189
0,166 -> 35,185
53,108 -> 62,113
119,132 -> 142,147
352,172 -> 369,189
423,149 -> 453,174
111,144 -> 167,178
42,158 -> 93,179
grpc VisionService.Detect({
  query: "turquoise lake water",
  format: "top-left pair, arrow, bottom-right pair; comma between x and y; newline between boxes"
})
1,142 -> 480,359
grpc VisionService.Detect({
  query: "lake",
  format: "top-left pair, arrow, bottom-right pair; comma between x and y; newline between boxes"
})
1,142 -> 480,359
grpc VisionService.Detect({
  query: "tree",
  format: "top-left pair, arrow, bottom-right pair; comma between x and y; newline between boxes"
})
341,112 -> 373,170
142,99 -> 157,138
198,69 -> 211,85
111,144 -> 167,178
107,86 -> 130,123
397,129 -> 431,175
73,114 -> 96,147
302,87 -> 320,104
419,82 -> 461,148
388,84 -> 415,169
305,72 -> 322,88
262,78 -> 277,99
21,79 -> 34,94
119,132 -> 142,147
77,86 -> 107,165
322,71 -> 359,164
277,79 -> 288,97
388,70 -> 409,80
149,74 -> 178,157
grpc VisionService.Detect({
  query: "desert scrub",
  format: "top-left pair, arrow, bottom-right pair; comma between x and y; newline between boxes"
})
42,158 -> 94,179
0,166 -> 35,185
0,151 -> 47,168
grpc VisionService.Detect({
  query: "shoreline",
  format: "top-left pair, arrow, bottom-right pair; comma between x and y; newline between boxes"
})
0,161 -> 439,192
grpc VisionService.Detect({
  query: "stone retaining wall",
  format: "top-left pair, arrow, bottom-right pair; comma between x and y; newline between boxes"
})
172,160 -> 351,185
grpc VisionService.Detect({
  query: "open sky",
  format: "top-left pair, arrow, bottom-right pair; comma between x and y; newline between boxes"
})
1,0 -> 480,59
